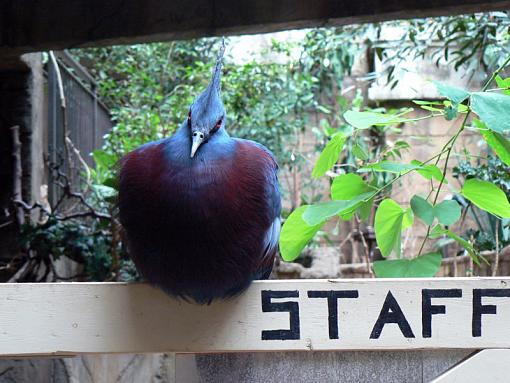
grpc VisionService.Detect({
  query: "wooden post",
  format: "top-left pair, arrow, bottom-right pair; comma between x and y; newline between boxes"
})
0,278 -> 508,356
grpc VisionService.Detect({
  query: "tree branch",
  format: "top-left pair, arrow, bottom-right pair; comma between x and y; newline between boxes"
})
10,125 -> 24,226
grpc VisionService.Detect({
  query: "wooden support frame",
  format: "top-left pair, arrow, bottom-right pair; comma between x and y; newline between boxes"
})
432,349 -> 510,382
1,278 -> 510,357
2,1 -> 510,57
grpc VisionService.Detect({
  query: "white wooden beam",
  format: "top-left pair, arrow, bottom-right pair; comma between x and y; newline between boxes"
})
432,349 -> 510,382
2,278 -> 510,356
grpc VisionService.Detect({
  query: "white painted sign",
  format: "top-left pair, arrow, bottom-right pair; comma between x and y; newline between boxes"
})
0,278 -> 510,356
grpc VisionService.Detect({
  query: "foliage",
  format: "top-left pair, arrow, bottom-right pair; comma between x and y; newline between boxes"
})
454,155 -> 510,196
461,179 -> 510,218
12,156 -> 138,283
279,57 -> 510,277
25,13 -> 510,281
74,41 -> 217,156
280,206 -> 326,262
374,12 -> 510,85
20,217 -> 101,264
70,31 -> 369,233
373,252 -> 442,278
48,30 -> 363,278
453,155 -> 510,252
72,29 -> 363,173
18,217 -> 139,282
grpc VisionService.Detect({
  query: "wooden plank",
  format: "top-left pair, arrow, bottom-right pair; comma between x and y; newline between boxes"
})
2,1 -> 510,56
432,349 -> 510,382
187,350 -> 474,382
1,278 -> 510,355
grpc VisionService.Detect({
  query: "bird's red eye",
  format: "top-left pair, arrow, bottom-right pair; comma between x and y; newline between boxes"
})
211,118 -> 223,133
211,118 -> 222,133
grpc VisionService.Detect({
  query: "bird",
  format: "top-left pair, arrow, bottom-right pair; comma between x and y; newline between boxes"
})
118,42 -> 281,304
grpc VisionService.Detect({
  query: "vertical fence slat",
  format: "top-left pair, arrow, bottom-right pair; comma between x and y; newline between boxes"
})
47,54 -> 113,205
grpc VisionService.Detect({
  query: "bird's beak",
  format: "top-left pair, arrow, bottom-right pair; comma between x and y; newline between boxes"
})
190,134 -> 204,158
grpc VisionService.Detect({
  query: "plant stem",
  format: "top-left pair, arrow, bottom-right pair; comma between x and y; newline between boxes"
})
373,145 -> 452,195
492,219 -> 500,277
416,54 -> 510,256
417,110 -> 470,256
417,227 -> 432,256
481,55 -> 510,92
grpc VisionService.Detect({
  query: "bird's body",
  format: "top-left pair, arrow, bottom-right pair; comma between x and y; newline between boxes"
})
118,45 -> 281,303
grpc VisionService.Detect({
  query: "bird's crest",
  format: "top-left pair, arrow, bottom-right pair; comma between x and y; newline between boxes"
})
188,39 -> 228,157
210,38 -> 226,93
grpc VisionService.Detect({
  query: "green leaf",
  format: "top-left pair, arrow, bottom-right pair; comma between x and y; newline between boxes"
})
352,143 -> 369,160
103,176 -> 119,190
495,75 -> 510,95
433,200 -> 461,226
402,208 -> 414,230
92,150 -> 117,169
412,100 -> 443,106
461,179 -> 510,218
374,199 -> 405,258
357,197 -> 374,222
330,173 -> 374,200
312,134 -> 346,178
410,195 -> 434,225
343,111 -> 412,129
316,105 -> 331,114
373,252 -> 442,278
303,192 -> 375,226
420,105 -> 443,112
444,105 -> 458,120
279,206 -> 325,262
359,161 -> 420,174
413,100 -> 443,112
429,225 -> 479,265
481,129 -> 510,167
92,185 -> 117,199
411,160 -> 447,184
433,81 -> 470,105
471,92 -> 510,133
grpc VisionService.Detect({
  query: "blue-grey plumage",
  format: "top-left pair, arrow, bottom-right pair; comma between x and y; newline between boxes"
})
118,42 -> 281,304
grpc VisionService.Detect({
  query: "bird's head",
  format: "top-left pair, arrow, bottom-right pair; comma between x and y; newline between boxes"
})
188,41 -> 227,158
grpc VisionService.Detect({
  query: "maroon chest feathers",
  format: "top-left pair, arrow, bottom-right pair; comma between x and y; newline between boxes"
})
119,140 -> 275,231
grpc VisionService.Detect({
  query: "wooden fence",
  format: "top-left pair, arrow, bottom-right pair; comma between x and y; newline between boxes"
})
0,279 -> 509,382
46,51 -> 112,205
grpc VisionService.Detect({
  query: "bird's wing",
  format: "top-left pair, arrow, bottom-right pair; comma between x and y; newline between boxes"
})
238,139 -> 281,279
247,139 -> 279,170
256,216 -> 281,279
118,140 -> 167,233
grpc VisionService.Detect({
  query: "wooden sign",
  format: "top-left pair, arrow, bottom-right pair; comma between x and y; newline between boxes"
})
1,278 -> 510,356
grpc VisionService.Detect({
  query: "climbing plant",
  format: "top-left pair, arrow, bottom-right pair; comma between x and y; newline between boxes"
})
279,57 -> 510,278
453,155 -> 510,253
